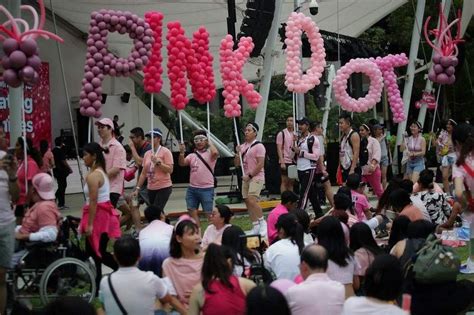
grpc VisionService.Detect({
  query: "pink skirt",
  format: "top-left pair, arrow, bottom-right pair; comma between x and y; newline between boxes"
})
79,201 -> 121,257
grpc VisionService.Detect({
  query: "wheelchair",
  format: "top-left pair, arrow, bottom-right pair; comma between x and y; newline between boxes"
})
7,216 -> 97,307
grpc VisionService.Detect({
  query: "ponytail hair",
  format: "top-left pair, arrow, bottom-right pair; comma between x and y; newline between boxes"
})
276,213 -> 304,254
83,142 -> 107,170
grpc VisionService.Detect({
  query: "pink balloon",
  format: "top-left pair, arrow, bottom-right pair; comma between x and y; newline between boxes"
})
9,51 -> 27,69
3,38 -> 19,56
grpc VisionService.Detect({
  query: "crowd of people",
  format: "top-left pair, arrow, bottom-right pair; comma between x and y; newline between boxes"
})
1,111 -> 474,315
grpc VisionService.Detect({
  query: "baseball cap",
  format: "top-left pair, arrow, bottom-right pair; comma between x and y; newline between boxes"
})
95,118 -> 114,130
297,117 -> 311,125
146,128 -> 163,138
32,173 -> 55,200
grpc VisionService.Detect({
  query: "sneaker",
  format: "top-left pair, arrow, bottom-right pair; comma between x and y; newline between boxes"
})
258,219 -> 268,239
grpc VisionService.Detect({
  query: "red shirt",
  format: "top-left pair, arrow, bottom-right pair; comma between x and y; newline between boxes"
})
202,276 -> 246,315
17,156 -> 41,206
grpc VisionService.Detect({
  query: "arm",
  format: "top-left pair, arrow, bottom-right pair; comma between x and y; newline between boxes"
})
276,132 -> 285,166
161,294 -> 187,315
178,144 -> 189,167
234,145 -> 241,167
107,167 -> 121,178
107,145 -> 126,178
371,139 -> 381,165
188,285 -> 203,315
418,137 -> 427,157
153,151 -> 173,174
454,177 -> 464,201
129,141 -> 144,166
209,140 -> 219,161
251,156 -> 265,177
86,172 -> 100,236
300,137 -> 320,161
350,133 -> 360,173
18,226 -> 58,242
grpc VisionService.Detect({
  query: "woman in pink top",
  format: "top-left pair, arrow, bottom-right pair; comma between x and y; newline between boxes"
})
40,140 -> 55,175
133,128 -> 173,214
162,218 -> 203,308
452,123 -> 474,212
359,124 -> 383,198
201,205 -> 233,250
188,244 -> 256,315
15,137 -> 42,223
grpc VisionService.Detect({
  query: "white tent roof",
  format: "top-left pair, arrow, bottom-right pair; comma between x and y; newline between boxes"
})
46,0 -> 408,97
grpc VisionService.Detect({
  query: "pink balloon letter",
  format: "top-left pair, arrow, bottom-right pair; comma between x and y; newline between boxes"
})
284,12 -> 326,93
143,11 -> 164,94
219,35 -> 262,118
79,9 -> 154,118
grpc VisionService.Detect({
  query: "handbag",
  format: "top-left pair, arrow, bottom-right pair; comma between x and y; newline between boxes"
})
107,273 -> 128,315
287,164 -> 298,179
194,151 -> 217,188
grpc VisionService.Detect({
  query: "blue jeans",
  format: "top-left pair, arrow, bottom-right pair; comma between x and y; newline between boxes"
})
406,157 -> 425,174
185,186 -> 214,212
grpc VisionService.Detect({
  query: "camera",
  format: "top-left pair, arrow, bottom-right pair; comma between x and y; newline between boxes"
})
309,0 -> 319,15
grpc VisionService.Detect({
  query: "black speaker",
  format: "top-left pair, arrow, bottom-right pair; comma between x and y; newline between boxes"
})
263,142 -> 281,195
121,92 -> 130,103
101,93 -> 107,104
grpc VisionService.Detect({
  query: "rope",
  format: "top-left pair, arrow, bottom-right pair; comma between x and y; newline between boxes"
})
50,0 -> 86,200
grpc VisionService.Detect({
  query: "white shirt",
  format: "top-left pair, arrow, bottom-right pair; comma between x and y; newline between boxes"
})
139,220 -> 173,269
201,224 -> 231,250
327,258 -> 357,285
297,135 -> 319,171
99,267 -> 168,315
264,238 -> 300,280
286,273 -> 345,315
0,150 -> 14,226
342,296 -> 407,315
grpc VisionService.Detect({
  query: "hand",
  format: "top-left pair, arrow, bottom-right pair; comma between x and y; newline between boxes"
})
349,168 -> 355,175
322,170 -> 329,177
1,155 -> 17,177
128,139 -> 135,148
179,144 -> 185,154
294,147 -> 300,155
242,175 -> 250,182
280,163 -> 286,170
235,145 -> 241,153
15,231 -> 29,240
85,224 -> 93,237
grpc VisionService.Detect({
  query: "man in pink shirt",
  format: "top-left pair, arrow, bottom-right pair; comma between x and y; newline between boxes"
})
267,191 -> 299,244
276,116 -> 296,193
179,130 -> 219,226
285,244 -> 345,315
235,122 -> 267,237
96,118 -> 126,208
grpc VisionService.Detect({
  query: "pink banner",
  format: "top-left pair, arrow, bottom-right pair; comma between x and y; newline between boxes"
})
0,62 -> 51,147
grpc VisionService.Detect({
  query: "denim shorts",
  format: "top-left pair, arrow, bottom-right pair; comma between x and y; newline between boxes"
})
380,155 -> 389,167
185,186 -> 214,212
441,155 -> 456,167
406,157 -> 425,174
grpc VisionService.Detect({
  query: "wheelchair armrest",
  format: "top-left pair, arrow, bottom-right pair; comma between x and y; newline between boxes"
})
24,241 -> 57,250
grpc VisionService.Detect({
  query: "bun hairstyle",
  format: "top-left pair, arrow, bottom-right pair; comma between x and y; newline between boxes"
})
83,142 -> 107,170
453,123 -> 474,166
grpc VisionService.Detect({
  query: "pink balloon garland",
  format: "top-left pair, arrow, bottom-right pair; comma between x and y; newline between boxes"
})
372,53 -> 408,123
333,58 -> 383,113
219,35 -> 262,118
79,9 -> 154,118
284,12 -> 326,93
0,0 -> 63,87
143,11 -> 164,94
166,22 -> 216,110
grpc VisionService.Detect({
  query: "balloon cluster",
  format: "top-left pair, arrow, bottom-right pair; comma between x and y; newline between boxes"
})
428,54 -> 458,85
0,0 -> 63,88
219,35 -> 262,118
2,39 -> 41,87
372,53 -> 408,123
333,58 -> 383,113
79,9 -> 154,118
284,12 -> 326,93
415,90 -> 437,110
143,11 -> 164,94
189,27 -> 216,104
424,4 -> 463,85
166,21 -> 192,110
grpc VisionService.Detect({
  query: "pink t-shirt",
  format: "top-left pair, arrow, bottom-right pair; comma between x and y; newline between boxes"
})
185,150 -> 217,188
41,149 -> 54,173
162,256 -> 203,306
267,204 -> 289,244
350,190 -> 370,221
354,248 -> 375,276
101,138 -> 126,194
452,154 -> 474,193
142,146 -> 173,190
20,200 -> 60,234
276,128 -> 296,164
240,141 -> 266,181
17,156 -> 41,206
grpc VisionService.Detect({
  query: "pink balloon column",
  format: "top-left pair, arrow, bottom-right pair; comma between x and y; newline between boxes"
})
166,22 -> 216,110
0,0 -> 63,87
189,27 -> 216,104
143,11 -> 164,94
284,12 -> 326,93
424,5 -> 463,85
219,35 -> 262,118
372,53 -> 408,123
333,58 -> 383,113
79,10 -> 154,118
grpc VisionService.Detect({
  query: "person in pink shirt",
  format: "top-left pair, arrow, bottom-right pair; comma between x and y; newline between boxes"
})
276,116 -> 296,193
452,123 -> 474,211
267,191 -> 299,244
346,174 -> 372,222
235,122 -> 267,237
201,205 -> 233,250
133,128 -> 173,215
389,188 -> 424,221
285,245 -> 345,315
95,118 -> 126,208
359,124 -> 383,198
15,137 -> 42,223
39,140 -> 55,175
179,130 -> 219,226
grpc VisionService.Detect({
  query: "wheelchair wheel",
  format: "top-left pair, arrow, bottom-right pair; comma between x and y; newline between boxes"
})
39,257 -> 96,305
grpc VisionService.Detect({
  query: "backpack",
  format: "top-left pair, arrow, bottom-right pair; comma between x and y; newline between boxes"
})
359,137 -> 369,166
411,234 -> 460,284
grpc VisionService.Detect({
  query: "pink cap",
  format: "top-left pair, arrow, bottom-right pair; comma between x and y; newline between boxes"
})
32,173 -> 55,200
95,118 -> 114,130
